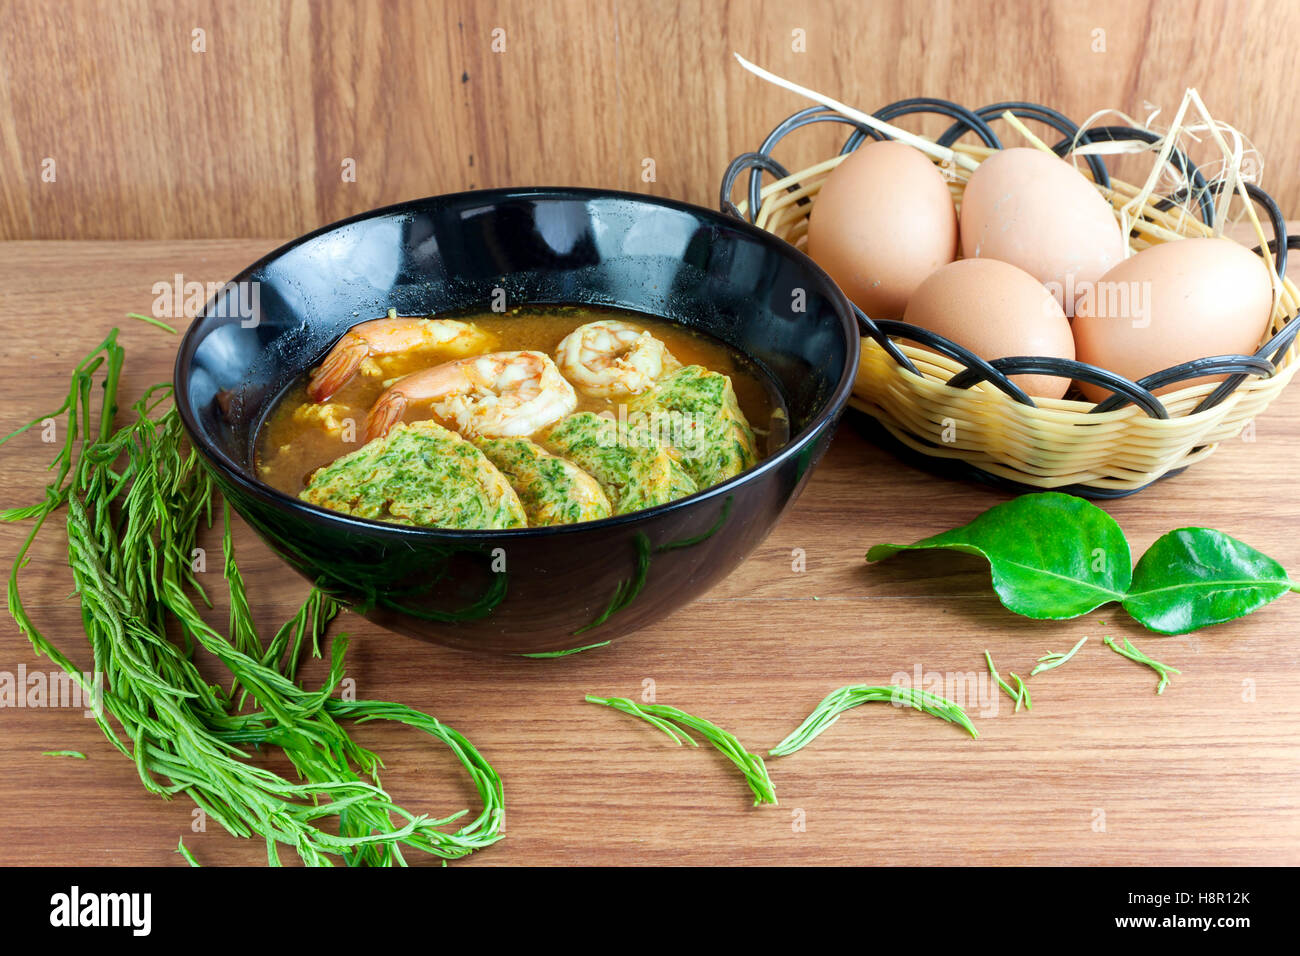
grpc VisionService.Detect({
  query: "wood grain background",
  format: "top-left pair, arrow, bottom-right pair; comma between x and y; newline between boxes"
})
2,0 -> 1298,240
0,238 -> 1297,865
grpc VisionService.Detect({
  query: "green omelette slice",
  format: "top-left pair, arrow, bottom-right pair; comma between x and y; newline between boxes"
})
628,365 -> 758,487
301,420 -> 527,529
540,411 -> 696,516
476,436 -> 612,526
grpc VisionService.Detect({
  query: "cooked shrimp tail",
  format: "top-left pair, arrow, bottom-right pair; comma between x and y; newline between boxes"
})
364,350 -> 577,442
308,338 -> 371,403
307,310 -> 491,402
364,390 -> 409,443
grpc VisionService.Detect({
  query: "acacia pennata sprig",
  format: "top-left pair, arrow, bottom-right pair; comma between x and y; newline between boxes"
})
1,327 -> 505,865
585,695 -> 778,805
1103,636 -> 1181,694
769,684 -> 978,757
984,651 -> 1030,713
1031,636 -> 1089,677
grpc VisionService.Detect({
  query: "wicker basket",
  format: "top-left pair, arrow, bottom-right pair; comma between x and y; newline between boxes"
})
721,100 -> 1300,496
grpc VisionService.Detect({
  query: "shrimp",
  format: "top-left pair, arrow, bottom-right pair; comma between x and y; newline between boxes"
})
554,319 -> 681,398
307,310 -> 490,403
364,350 -> 577,443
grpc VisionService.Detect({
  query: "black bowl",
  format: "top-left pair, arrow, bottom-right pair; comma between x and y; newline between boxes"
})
174,188 -> 858,654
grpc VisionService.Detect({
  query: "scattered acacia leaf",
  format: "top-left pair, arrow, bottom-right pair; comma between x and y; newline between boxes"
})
519,640 -> 611,658
769,684 -> 977,757
1031,636 -> 1089,677
585,695 -> 777,806
1103,636 -> 1181,694
176,838 -> 200,867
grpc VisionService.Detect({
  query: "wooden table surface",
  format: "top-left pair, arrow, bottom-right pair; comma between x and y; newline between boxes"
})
2,239 -> 1298,866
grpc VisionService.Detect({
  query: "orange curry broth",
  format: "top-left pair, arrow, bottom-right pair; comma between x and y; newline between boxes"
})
256,305 -> 787,496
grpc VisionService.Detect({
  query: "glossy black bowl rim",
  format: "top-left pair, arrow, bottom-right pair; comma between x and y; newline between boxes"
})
173,186 -> 860,541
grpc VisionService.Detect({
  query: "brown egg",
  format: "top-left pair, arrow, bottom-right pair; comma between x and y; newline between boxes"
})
903,258 -> 1075,399
1072,237 -> 1274,403
960,148 -> 1126,317
806,140 -> 959,319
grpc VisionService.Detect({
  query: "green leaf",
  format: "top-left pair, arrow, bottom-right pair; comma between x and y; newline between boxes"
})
867,493 -> 1131,619
1123,529 -> 1297,635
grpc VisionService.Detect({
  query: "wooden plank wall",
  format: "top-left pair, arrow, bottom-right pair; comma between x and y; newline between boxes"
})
1,0 -> 1295,241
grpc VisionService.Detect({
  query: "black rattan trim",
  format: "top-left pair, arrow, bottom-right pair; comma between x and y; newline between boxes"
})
720,100 -> 1298,494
